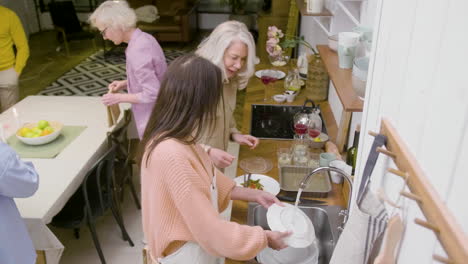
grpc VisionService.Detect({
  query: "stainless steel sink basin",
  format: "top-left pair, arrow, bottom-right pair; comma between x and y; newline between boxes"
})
247,203 -> 344,264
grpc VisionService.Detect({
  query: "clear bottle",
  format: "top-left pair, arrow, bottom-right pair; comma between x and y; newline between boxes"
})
346,124 -> 361,175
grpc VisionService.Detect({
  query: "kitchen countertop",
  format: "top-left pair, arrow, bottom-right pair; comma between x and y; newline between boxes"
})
225,64 -> 347,264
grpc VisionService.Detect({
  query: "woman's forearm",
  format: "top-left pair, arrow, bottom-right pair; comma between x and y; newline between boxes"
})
230,186 -> 260,202
119,93 -> 140,104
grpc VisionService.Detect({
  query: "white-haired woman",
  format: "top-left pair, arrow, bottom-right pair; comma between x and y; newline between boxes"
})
196,20 -> 260,169
89,1 -> 167,139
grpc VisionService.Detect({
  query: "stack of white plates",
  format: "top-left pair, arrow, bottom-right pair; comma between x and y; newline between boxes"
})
258,203 -> 319,263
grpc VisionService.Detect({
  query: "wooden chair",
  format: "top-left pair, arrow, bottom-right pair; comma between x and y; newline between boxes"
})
108,109 -> 141,210
48,1 -> 97,56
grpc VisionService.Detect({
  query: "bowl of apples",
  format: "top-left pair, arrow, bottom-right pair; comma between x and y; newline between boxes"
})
16,120 -> 63,145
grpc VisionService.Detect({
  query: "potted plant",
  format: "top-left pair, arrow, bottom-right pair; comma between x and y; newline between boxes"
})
221,0 -> 248,15
267,26 -> 329,101
220,0 -> 253,28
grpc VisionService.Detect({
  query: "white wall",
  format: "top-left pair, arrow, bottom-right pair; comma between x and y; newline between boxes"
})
355,0 -> 468,262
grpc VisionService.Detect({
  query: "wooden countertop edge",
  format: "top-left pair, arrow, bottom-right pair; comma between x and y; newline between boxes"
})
317,45 -> 364,112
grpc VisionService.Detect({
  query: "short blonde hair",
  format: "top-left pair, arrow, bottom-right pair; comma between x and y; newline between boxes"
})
196,21 -> 257,89
89,1 -> 136,31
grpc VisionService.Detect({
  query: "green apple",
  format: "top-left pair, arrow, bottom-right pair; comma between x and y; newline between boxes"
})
32,127 -> 43,134
24,132 -> 35,138
37,120 -> 49,129
43,126 -> 54,134
19,127 -> 32,137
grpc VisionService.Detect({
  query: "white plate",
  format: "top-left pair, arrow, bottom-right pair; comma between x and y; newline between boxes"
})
257,240 -> 319,264
266,203 -> 316,248
233,174 -> 280,195
255,69 -> 286,80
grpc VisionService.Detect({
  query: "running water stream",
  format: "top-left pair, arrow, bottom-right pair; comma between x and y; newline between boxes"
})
295,188 -> 304,208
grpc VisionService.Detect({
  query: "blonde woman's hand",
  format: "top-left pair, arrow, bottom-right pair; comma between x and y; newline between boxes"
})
208,147 -> 235,168
108,80 -> 127,93
266,230 -> 292,251
231,133 -> 259,149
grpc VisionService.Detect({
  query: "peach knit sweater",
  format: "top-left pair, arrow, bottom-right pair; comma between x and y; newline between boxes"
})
141,139 -> 268,260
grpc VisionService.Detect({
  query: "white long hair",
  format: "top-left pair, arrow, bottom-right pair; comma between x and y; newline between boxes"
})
89,1 -> 136,31
196,21 -> 257,89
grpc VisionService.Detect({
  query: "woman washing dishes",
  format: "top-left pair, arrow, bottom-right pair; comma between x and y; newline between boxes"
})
196,21 -> 260,168
140,54 -> 291,264
89,1 -> 167,139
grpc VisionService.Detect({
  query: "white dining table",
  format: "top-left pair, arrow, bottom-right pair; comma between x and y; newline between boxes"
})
0,96 -> 130,263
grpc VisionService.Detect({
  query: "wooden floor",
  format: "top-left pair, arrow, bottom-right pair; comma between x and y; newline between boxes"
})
19,30 -> 207,98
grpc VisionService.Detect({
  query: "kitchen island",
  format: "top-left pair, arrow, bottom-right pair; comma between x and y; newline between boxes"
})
225,64 -> 348,264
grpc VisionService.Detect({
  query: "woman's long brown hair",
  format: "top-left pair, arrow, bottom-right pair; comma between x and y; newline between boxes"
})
139,53 -> 223,167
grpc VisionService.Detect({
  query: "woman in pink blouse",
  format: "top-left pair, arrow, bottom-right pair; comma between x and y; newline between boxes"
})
90,1 -> 167,139
140,54 -> 290,264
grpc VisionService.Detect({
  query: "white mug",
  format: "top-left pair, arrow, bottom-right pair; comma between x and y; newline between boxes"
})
329,160 -> 352,184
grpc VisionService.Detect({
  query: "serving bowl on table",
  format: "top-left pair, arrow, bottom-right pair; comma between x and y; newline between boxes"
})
16,121 -> 63,145
308,132 -> 329,149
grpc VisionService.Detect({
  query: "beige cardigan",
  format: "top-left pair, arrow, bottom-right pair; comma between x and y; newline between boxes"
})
199,79 -> 243,151
141,139 -> 268,260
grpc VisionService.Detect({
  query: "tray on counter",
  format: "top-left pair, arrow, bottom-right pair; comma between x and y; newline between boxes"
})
278,165 -> 332,198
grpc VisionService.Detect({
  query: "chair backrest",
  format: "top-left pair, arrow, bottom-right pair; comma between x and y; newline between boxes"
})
48,1 -> 82,34
82,144 -> 118,216
50,144 -> 118,228
108,109 -> 133,158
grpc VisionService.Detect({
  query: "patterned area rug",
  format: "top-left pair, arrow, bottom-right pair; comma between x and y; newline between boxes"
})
39,49 -> 188,96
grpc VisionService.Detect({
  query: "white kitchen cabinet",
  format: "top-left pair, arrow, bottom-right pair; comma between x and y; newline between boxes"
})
299,0 -> 377,150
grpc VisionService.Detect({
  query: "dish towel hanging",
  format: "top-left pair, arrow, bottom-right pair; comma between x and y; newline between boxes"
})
330,134 -> 389,264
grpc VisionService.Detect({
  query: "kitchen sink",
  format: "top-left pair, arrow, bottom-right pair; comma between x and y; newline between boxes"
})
247,203 -> 344,264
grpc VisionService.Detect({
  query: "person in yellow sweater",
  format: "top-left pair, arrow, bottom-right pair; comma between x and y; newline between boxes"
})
0,5 -> 29,112
140,54 -> 291,264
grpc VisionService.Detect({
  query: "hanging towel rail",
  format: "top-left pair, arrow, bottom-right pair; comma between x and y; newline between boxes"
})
369,118 -> 468,264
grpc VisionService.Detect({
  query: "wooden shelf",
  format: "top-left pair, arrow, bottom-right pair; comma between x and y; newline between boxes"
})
317,45 -> 363,112
296,0 -> 333,17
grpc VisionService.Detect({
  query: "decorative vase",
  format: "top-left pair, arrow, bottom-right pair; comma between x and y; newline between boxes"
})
304,54 -> 329,101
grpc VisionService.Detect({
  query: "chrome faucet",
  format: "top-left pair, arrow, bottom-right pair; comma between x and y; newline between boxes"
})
299,167 -> 353,225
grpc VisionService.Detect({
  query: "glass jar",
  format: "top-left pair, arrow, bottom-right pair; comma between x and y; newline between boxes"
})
284,68 -> 302,93
277,147 -> 293,166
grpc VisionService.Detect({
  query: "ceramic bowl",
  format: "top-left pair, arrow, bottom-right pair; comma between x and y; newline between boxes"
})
328,34 -> 338,52
273,94 -> 286,103
308,132 -> 329,149
16,121 -> 63,145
